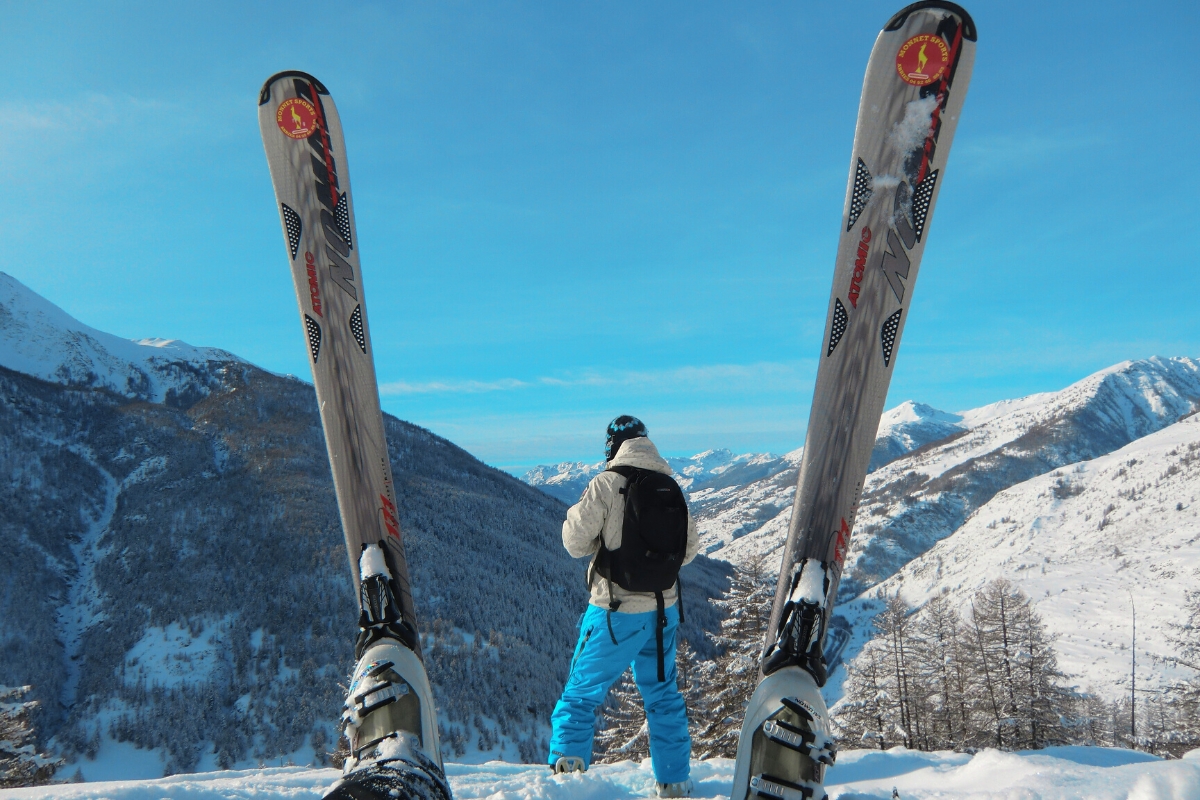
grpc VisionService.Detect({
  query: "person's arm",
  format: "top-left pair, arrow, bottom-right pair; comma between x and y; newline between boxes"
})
562,475 -> 610,558
681,511 -> 699,566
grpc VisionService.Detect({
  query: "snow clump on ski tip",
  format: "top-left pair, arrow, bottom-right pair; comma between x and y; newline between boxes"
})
887,94 -> 940,156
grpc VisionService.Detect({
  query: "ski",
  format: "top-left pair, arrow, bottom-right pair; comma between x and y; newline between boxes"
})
731,4 -> 976,799
258,72 -> 451,800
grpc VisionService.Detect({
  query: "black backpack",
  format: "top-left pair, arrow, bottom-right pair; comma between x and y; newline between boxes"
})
593,465 -> 689,681
595,466 -> 689,592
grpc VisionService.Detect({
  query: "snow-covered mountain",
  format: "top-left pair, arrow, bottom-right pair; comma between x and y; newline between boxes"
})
710,358 -> 1200,601
0,272 -> 242,405
870,400 -> 966,470
840,409 -> 1200,699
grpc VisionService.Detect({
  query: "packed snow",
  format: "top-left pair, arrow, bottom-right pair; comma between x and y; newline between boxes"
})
8,747 -> 1200,799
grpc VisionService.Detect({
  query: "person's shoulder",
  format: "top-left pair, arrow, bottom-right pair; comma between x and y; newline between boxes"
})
582,469 -> 623,495
590,468 -> 625,485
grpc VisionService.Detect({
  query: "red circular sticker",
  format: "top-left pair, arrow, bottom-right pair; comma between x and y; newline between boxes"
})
895,34 -> 950,87
276,98 -> 318,139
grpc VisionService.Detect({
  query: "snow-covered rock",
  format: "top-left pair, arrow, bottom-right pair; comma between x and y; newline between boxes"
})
0,271 -> 241,404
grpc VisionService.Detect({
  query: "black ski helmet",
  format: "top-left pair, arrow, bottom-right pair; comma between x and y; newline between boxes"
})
605,415 -> 648,462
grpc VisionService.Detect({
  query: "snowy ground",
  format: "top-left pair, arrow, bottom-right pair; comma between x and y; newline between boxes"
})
6,747 -> 1200,800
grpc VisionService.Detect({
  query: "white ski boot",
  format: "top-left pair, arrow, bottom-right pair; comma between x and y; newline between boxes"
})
325,544 -> 451,800
552,756 -> 586,774
730,665 -> 835,800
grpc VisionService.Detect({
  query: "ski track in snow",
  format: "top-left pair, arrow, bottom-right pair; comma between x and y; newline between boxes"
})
6,748 -> 1200,799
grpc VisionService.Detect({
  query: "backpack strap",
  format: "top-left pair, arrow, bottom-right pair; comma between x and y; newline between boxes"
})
654,590 -> 667,682
676,576 -> 684,625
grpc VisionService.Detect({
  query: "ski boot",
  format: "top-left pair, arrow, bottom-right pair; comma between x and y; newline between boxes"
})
324,544 -> 452,800
731,560 -> 836,800
552,756 -> 586,774
657,778 -> 695,797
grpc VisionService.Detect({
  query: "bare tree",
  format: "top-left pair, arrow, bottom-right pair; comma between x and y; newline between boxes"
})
692,554 -> 774,758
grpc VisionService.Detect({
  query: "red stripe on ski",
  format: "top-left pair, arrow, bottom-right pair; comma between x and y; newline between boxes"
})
916,21 -> 964,184
308,84 -> 341,210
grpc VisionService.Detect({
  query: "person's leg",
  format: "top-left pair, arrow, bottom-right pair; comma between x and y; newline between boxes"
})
548,605 -> 652,769
631,604 -> 691,785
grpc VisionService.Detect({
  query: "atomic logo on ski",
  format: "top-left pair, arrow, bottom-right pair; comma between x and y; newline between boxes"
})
847,226 -> 872,309
895,34 -> 949,86
305,252 -> 324,317
276,98 -> 318,139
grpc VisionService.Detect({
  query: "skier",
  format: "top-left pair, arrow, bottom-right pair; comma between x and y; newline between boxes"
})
547,416 -> 699,798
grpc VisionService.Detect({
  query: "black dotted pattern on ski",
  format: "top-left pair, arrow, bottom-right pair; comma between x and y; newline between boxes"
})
349,305 -> 367,354
912,169 -> 938,242
304,314 -> 322,363
282,204 -> 303,260
846,158 -> 873,232
335,192 -> 353,250
881,309 -> 902,367
827,298 -> 848,357
324,755 -> 453,800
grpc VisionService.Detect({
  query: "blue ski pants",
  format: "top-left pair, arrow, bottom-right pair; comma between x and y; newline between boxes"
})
547,603 -> 691,783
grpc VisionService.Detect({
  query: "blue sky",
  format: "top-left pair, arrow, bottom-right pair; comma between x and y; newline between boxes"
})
2,1 -> 1198,472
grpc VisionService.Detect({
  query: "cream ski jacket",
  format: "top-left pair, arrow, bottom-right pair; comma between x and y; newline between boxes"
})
562,436 -> 699,614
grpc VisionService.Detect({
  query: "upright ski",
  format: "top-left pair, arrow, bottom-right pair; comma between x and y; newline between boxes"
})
731,4 -> 976,799
258,72 -> 452,800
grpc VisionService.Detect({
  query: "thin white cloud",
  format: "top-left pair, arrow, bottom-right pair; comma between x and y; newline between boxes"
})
956,131 -> 1105,177
379,360 -> 815,396
379,377 -> 530,394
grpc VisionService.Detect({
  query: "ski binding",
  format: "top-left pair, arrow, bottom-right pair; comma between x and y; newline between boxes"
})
731,666 -> 835,800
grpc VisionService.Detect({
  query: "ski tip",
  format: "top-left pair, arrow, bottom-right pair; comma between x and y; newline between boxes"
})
259,70 -> 330,105
884,1 -> 977,42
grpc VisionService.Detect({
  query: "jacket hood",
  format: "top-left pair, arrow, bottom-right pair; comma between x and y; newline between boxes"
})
608,436 -> 671,474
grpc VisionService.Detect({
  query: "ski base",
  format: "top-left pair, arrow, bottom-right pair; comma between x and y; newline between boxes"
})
730,667 -> 835,800
325,754 -> 452,800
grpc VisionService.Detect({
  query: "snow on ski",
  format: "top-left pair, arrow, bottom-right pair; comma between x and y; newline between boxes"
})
731,4 -> 976,800
258,72 -> 451,800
